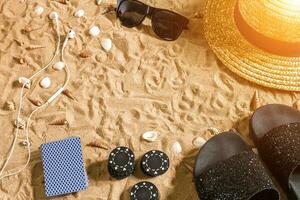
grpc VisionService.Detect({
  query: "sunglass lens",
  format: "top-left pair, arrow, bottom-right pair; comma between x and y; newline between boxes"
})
152,10 -> 185,41
117,1 -> 147,27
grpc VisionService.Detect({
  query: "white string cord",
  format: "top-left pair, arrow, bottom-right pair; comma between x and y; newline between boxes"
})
0,17 -> 63,180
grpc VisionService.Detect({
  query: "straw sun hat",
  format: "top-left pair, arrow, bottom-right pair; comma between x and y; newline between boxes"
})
204,0 -> 300,91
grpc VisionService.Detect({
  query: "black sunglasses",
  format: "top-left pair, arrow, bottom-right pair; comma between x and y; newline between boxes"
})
116,0 -> 189,41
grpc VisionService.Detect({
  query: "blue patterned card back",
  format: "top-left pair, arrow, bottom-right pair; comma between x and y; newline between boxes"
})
40,137 -> 88,197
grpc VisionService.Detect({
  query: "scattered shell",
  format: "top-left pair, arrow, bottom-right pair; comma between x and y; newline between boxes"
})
14,57 -> 26,64
18,77 -> 31,89
142,131 -> 158,142
171,141 -> 182,154
49,119 -> 69,126
250,90 -> 261,111
183,162 -> 193,173
14,39 -> 24,46
14,118 -> 26,129
55,0 -> 69,4
53,61 -> 65,71
26,45 -> 45,50
22,25 -> 42,33
39,77 -> 51,89
28,98 -> 43,106
207,127 -> 220,135
96,0 -> 102,5
87,141 -> 109,150
62,89 -> 77,101
4,101 -> 15,111
20,140 -> 31,147
89,25 -> 100,37
34,5 -> 44,15
67,29 -> 76,39
79,49 -> 93,58
74,9 -> 85,18
101,38 -> 112,52
192,137 -> 206,148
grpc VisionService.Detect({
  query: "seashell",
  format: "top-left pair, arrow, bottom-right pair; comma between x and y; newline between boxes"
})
39,77 -> 51,89
74,9 -> 85,18
14,57 -> 26,64
14,118 -> 26,129
79,49 -> 93,58
34,5 -> 44,15
89,25 -> 100,37
142,131 -> 158,142
22,25 -> 41,33
27,97 -> 43,106
26,45 -> 45,50
62,89 -> 77,101
207,127 -> 220,135
87,141 -> 109,150
250,90 -> 261,111
171,141 -> 182,154
101,38 -> 112,52
18,77 -> 31,89
193,137 -> 206,148
54,0 -> 69,4
49,119 -> 69,126
53,61 -> 65,71
4,101 -> 15,111
96,0 -> 102,5
20,140 -> 31,147
14,39 -> 25,46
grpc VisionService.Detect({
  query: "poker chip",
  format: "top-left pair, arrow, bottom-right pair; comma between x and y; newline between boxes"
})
130,181 -> 159,200
141,150 -> 169,177
108,146 -> 135,179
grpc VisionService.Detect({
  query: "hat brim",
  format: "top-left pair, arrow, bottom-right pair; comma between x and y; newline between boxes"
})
205,0 -> 300,91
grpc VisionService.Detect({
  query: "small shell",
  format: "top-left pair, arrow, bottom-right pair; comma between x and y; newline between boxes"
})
34,5 -> 44,15
250,90 -> 261,111
62,89 -> 76,101
101,38 -> 112,52
207,127 -> 220,135
14,39 -> 25,46
193,137 -> 206,148
28,98 -> 43,106
26,45 -> 45,50
142,131 -> 158,142
171,141 -> 182,154
4,101 -> 15,111
96,0 -> 102,5
39,77 -> 51,89
22,25 -> 41,33
79,49 -> 93,58
18,77 -> 31,89
49,119 -> 69,126
20,140 -> 31,147
14,118 -> 26,129
14,57 -> 26,64
55,0 -> 69,4
89,25 -> 100,37
74,9 -> 85,18
53,61 -> 65,71
87,141 -> 109,150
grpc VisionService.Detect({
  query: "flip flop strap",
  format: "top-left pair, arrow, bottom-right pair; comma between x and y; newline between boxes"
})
196,150 -> 278,200
259,122 -> 300,187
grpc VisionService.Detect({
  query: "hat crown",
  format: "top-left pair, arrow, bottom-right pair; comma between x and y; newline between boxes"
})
239,0 -> 300,43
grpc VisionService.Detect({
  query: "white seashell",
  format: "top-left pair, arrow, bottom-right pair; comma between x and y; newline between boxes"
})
142,131 -> 158,142
68,29 -> 76,39
171,141 -> 182,154
74,9 -> 85,18
96,0 -> 102,5
49,11 -> 59,20
53,61 -> 65,71
40,77 -> 51,88
18,77 -> 31,89
101,38 -> 112,52
193,137 -> 206,148
207,127 -> 220,135
34,5 -> 44,15
89,25 -> 100,37
14,118 -> 25,129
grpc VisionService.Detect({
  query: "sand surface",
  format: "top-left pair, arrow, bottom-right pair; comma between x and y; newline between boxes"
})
0,0 -> 295,199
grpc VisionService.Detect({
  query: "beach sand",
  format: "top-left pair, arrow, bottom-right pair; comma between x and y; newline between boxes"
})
0,0 -> 294,199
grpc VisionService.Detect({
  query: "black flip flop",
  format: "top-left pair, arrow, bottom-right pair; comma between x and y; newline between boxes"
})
251,104 -> 300,199
194,131 -> 279,200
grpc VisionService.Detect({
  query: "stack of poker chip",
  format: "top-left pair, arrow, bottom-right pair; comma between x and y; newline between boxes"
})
130,181 -> 160,200
141,150 -> 170,177
108,146 -> 135,179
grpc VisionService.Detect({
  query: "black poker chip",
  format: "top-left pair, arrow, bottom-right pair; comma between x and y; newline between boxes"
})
141,150 -> 169,177
130,181 -> 159,200
108,146 -> 135,179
